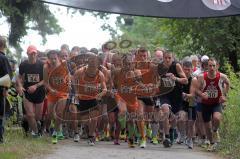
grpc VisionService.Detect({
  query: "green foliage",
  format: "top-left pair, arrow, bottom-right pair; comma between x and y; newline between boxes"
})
117,16 -> 240,71
219,63 -> 240,159
0,0 -> 63,48
0,128 -> 51,159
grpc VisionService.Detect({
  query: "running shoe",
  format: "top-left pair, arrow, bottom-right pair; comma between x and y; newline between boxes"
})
152,137 -> 159,145
74,134 -> 80,142
163,138 -> 172,148
139,139 -> 147,148
207,143 -> 217,152
186,138 -> 193,149
31,131 -> 40,138
37,121 -> 43,136
57,131 -> 64,140
114,139 -> 120,145
88,138 -> 95,146
213,131 -> 221,143
95,136 -> 100,142
128,138 -> 135,148
120,132 -> 126,140
52,135 -> 58,144
134,136 -> 139,145
176,134 -> 185,144
201,139 -> 210,149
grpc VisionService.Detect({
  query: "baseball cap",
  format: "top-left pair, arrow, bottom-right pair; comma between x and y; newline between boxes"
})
201,55 -> 209,62
27,45 -> 38,54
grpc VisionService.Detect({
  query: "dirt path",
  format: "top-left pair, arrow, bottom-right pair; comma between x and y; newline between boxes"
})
33,139 -> 218,159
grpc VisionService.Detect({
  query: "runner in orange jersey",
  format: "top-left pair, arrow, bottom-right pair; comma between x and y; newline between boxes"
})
105,53 -> 126,144
133,47 -> 160,142
43,50 -> 68,144
96,53 -> 112,142
73,53 -> 107,146
112,53 -> 146,148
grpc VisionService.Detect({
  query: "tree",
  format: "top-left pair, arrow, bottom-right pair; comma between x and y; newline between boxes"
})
117,16 -> 240,71
0,0 -> 63,59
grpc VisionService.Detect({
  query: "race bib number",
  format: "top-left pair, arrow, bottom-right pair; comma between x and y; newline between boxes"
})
206,90 -> 218,98
162,78 -> 175,87
141,87 -> 154,94
84,84 -> 97,93
120,86 -> 132,94
135,84 -> 155,96
51,77 -> 64,85
27,74 -> 40,83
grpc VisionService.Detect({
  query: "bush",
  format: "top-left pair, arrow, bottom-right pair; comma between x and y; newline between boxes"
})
219,64 -> 240,159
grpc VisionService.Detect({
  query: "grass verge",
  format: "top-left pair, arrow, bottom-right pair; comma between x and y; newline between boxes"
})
218,64 -> 240,159
0,128 -> 52,159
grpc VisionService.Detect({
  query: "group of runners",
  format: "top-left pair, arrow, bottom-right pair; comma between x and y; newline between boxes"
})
0,40 -> 230,152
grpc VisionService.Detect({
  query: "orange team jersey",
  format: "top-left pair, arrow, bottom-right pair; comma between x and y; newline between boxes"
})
46,61 -> 68,103
116,70 -> 139,112
133,61 -> 159,97
77,67 -> 102,100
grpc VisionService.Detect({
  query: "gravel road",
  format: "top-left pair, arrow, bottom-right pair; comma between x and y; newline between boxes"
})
33,139 -> 219,159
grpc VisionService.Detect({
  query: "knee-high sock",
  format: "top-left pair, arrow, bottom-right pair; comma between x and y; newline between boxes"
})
127,123 -> 135,139
118,115 -> 126,130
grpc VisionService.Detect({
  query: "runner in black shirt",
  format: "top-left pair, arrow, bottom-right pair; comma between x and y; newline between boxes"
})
17,45 -> 45,137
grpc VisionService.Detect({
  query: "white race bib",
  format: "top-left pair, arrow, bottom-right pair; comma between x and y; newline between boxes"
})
27,74 -> 40,83
162,78 -> 175,87
84,84 -> 96,93
51,76 -> 64,85
120,86 -> 132,94
206,89 -> 218,98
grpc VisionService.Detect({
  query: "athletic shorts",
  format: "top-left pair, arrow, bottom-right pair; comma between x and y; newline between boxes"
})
102,95 -> 118,112
47,94 -> 67,103
138,97 -> 154,106
160,94 -> 183,114
196,102 -> 202,112
127,102 -> 139,113
24,88 -> 45,104
201,103 -> 222,123
77,99 -> 98,112
183,106 -> 197,121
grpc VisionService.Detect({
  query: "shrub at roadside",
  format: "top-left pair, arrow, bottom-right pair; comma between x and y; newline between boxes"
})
219,64 -> 240,159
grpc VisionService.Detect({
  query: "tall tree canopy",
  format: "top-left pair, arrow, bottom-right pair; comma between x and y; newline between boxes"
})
0,0 -> 62,50
117,16 -> 240,71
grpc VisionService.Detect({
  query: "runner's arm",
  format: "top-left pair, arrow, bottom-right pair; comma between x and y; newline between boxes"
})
97,71 -> 107,99
43,65 -> 53,92
176,63 -> 188,85
195,74 -> 207,99
133,69 -> 144,86
221,73 -> 230,96
189,77 -> 198,98
16,74 -> 25,95
35,80 -> 44,88
150,63 -> 159,79
73,69 -> 82,97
